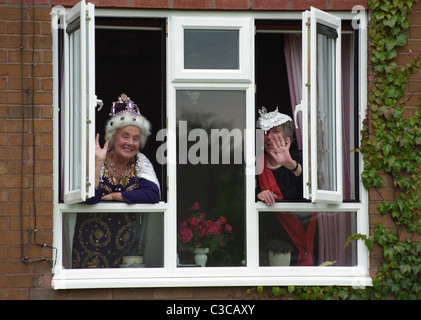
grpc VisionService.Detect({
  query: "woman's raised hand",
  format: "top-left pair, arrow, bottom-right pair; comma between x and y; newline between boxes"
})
267,133 -> 293,167
95,133 -> 108,164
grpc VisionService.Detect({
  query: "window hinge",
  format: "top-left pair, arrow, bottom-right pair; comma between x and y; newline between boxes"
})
166,176 -> 169,189
254,84 -> 257,93
87,118 -> 92,124
165,22 -> 168,36
306,82 -> 310,88
306,17 -> 310,27
86,10 -> 91,22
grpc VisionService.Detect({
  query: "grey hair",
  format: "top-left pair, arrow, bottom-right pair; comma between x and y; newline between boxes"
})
104,113 -> 151,150
282,120 -> 295,144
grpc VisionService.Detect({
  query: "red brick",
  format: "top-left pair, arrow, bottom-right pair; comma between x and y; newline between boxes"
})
173,0 -> 209,10
214,0 -> 250,10
330,0 -> 367,10
131,0 -> 170,8
51,0 -> 79,6
253,0 -> 289,10
93,0 -> 130,8
290,0 -> 328,10
0,289 -> 29,300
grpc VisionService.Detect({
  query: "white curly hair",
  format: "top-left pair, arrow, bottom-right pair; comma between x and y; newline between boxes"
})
104,94 -> 152,150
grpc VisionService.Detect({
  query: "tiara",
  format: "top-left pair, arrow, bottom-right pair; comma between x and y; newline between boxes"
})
109,93 -> 141,117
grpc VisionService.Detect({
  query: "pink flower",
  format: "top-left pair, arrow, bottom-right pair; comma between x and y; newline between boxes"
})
225,224 -> 232,233
199,228 -> 207,238
208,221 -> 222,235
188,217 -> 200,231
179,227 -> 193,244
190,202 -> 200,211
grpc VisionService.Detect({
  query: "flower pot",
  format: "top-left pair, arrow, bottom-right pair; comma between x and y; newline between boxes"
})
122,255 -> 143,265
194,248 -> 209,267
268,251 -> 291,266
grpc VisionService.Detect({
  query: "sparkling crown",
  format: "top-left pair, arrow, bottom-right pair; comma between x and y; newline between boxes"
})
109,93 -> 140,117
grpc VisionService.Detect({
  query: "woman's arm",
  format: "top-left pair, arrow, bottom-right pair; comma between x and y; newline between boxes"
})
120,178 -> 160,204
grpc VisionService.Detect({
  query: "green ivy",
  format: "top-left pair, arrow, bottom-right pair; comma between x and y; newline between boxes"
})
363,0 -> 421,300
250,0 -> 421,300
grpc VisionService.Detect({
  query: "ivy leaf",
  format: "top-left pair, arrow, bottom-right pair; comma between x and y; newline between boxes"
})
395,32 -> 408,47
384,246 -> 395,261
400,263 -> 412,275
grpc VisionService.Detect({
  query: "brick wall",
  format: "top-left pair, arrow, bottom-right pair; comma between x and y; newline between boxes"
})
3,0 -> 420,300
0,2 -> 54,299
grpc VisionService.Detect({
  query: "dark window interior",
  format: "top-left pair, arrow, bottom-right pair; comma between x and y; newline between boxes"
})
255,30 -> 297,152
95,18 -> 167,200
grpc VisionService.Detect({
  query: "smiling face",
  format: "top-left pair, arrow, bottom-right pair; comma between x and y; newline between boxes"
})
112,126 -> 142,161
264,125 -> 285,152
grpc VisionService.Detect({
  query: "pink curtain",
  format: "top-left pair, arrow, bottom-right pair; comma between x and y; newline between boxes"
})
284,34 -> 303,150
283,34 -> 355,266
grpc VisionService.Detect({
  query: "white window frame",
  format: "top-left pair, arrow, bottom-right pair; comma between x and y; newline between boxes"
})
61,1 -> 96,204
51,3 -> 370,289
170,14 -> 253,83
301,7 -> 343,204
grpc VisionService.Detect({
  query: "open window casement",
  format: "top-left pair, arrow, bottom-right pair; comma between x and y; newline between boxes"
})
299,7 -> 343,203
62,0 -> 98,204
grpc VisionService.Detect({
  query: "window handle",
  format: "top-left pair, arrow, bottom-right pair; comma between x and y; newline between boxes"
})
294,100 -> 302,129
96,98 -> 104,111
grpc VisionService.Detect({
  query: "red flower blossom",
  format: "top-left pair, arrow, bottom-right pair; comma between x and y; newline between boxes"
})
177,203 -> 232,255
179,227 -> 193,244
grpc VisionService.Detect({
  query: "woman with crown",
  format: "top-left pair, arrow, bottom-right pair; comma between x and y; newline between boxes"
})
256,107 -> 317,266
71,94 -> 160,268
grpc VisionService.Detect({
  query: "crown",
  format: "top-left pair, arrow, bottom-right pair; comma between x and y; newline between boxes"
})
109,93 -> 141,117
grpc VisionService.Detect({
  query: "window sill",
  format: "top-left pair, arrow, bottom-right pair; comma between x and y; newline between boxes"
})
57,201 -> 168,213
51,266 -> 372,289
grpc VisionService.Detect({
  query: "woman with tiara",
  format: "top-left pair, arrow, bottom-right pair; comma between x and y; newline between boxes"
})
71,94 -> 160,268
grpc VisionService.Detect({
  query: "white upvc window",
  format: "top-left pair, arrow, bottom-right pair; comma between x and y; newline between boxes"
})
301,8 -> 343,203
171,16 -> 253,82
51,1 -> 370,289
61,1 -> 97,204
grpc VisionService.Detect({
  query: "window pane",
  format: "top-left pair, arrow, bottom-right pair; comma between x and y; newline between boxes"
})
69,29 -> 82,192
176,90 -> 245,267
63,212 -> 164,269
316,30 -> 337,192
184,29 -> 239,69
259,211 -> 357,266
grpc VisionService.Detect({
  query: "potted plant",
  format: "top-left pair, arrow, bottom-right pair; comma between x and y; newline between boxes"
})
177,202 -> 232,267
121,243 -> 145,268
265,238 -> 292,266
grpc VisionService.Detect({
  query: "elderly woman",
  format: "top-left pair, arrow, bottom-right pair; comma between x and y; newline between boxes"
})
256,107 -> 317,266
256,107 -> 303,205
71,94 -> 160,268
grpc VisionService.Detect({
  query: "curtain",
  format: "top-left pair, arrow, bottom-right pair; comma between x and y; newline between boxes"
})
284,34 -> 303,150
283,33 -> 355,266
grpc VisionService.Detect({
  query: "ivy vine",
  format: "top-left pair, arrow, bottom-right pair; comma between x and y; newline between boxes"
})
362,0 -> 421,300
250,0 -> 421,300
